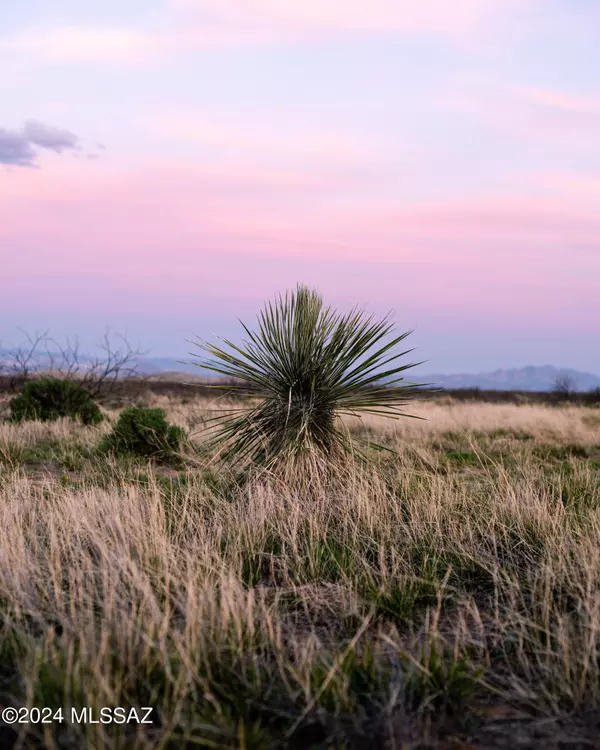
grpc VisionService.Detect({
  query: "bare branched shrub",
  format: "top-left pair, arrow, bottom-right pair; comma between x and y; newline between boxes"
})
0,328 -> 149,400
553,373 -> 577,401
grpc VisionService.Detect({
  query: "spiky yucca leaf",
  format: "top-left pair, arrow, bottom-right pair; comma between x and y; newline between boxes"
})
190,285 -> 427,467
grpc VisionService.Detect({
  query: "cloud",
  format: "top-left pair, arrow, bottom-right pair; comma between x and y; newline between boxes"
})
3,159 -> 599,267
515,86 -> 600,117
441,79 -> 600,151
6,26 -> 156,64
1,22 -> 261,65
0,121 -> 81,167
172,0 -> 519,37
146,111 -> 383,171
1,161 -> 598,331
0,129 -> 37,166
2,1 -> 526,66
22,120 -> 80,153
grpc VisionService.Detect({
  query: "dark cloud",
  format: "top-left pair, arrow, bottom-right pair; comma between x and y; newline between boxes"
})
0,128 -> 37,166
0,120 -> 81,167
22,120 -> 80,152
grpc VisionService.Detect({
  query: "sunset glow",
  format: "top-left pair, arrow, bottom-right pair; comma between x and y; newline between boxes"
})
1,0 -> 599,372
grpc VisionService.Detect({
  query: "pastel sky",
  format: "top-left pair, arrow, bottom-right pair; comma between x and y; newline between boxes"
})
1,0 -> 599,373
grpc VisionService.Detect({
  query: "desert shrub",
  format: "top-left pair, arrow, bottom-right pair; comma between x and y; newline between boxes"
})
586,386 -> 600,406
9,378 -> 102,425
190,284 -> 427,468
98,407 -> 185,459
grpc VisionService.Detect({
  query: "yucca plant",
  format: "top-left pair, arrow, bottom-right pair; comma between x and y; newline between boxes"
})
190,285 -> 427,468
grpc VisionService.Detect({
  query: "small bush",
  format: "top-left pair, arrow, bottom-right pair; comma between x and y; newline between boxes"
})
9,378 -> 102,425
98,407 -> 185,460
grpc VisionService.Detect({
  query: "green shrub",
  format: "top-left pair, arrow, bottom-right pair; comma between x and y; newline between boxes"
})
9,378 -> 102,425
99,407 -> 185,460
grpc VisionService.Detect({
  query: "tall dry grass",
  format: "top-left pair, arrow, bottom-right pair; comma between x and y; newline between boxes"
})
0,398 -> 599,748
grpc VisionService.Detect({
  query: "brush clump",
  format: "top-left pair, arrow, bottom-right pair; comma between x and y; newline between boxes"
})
9,377 -> 103,425
98,406 -> 185,460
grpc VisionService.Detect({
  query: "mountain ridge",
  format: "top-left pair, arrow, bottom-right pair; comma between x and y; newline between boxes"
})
135,359 -> 600,392
2,349 -> 599,392
414,365 -> 600,392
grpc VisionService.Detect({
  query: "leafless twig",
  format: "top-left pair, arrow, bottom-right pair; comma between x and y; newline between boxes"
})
0,328 -> 150,398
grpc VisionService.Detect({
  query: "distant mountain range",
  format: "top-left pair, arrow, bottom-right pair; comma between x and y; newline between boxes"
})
2,348 -> 599,392
137,360 -> 600,392
415,365 -> 600,392
136,357 -> 200,375
134,360 -> 600,392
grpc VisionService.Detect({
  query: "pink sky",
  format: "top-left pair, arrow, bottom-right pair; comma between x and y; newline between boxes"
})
1,0 -> 599,372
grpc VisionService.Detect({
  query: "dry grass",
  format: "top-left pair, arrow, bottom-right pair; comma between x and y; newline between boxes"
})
1,396 -> 600,749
